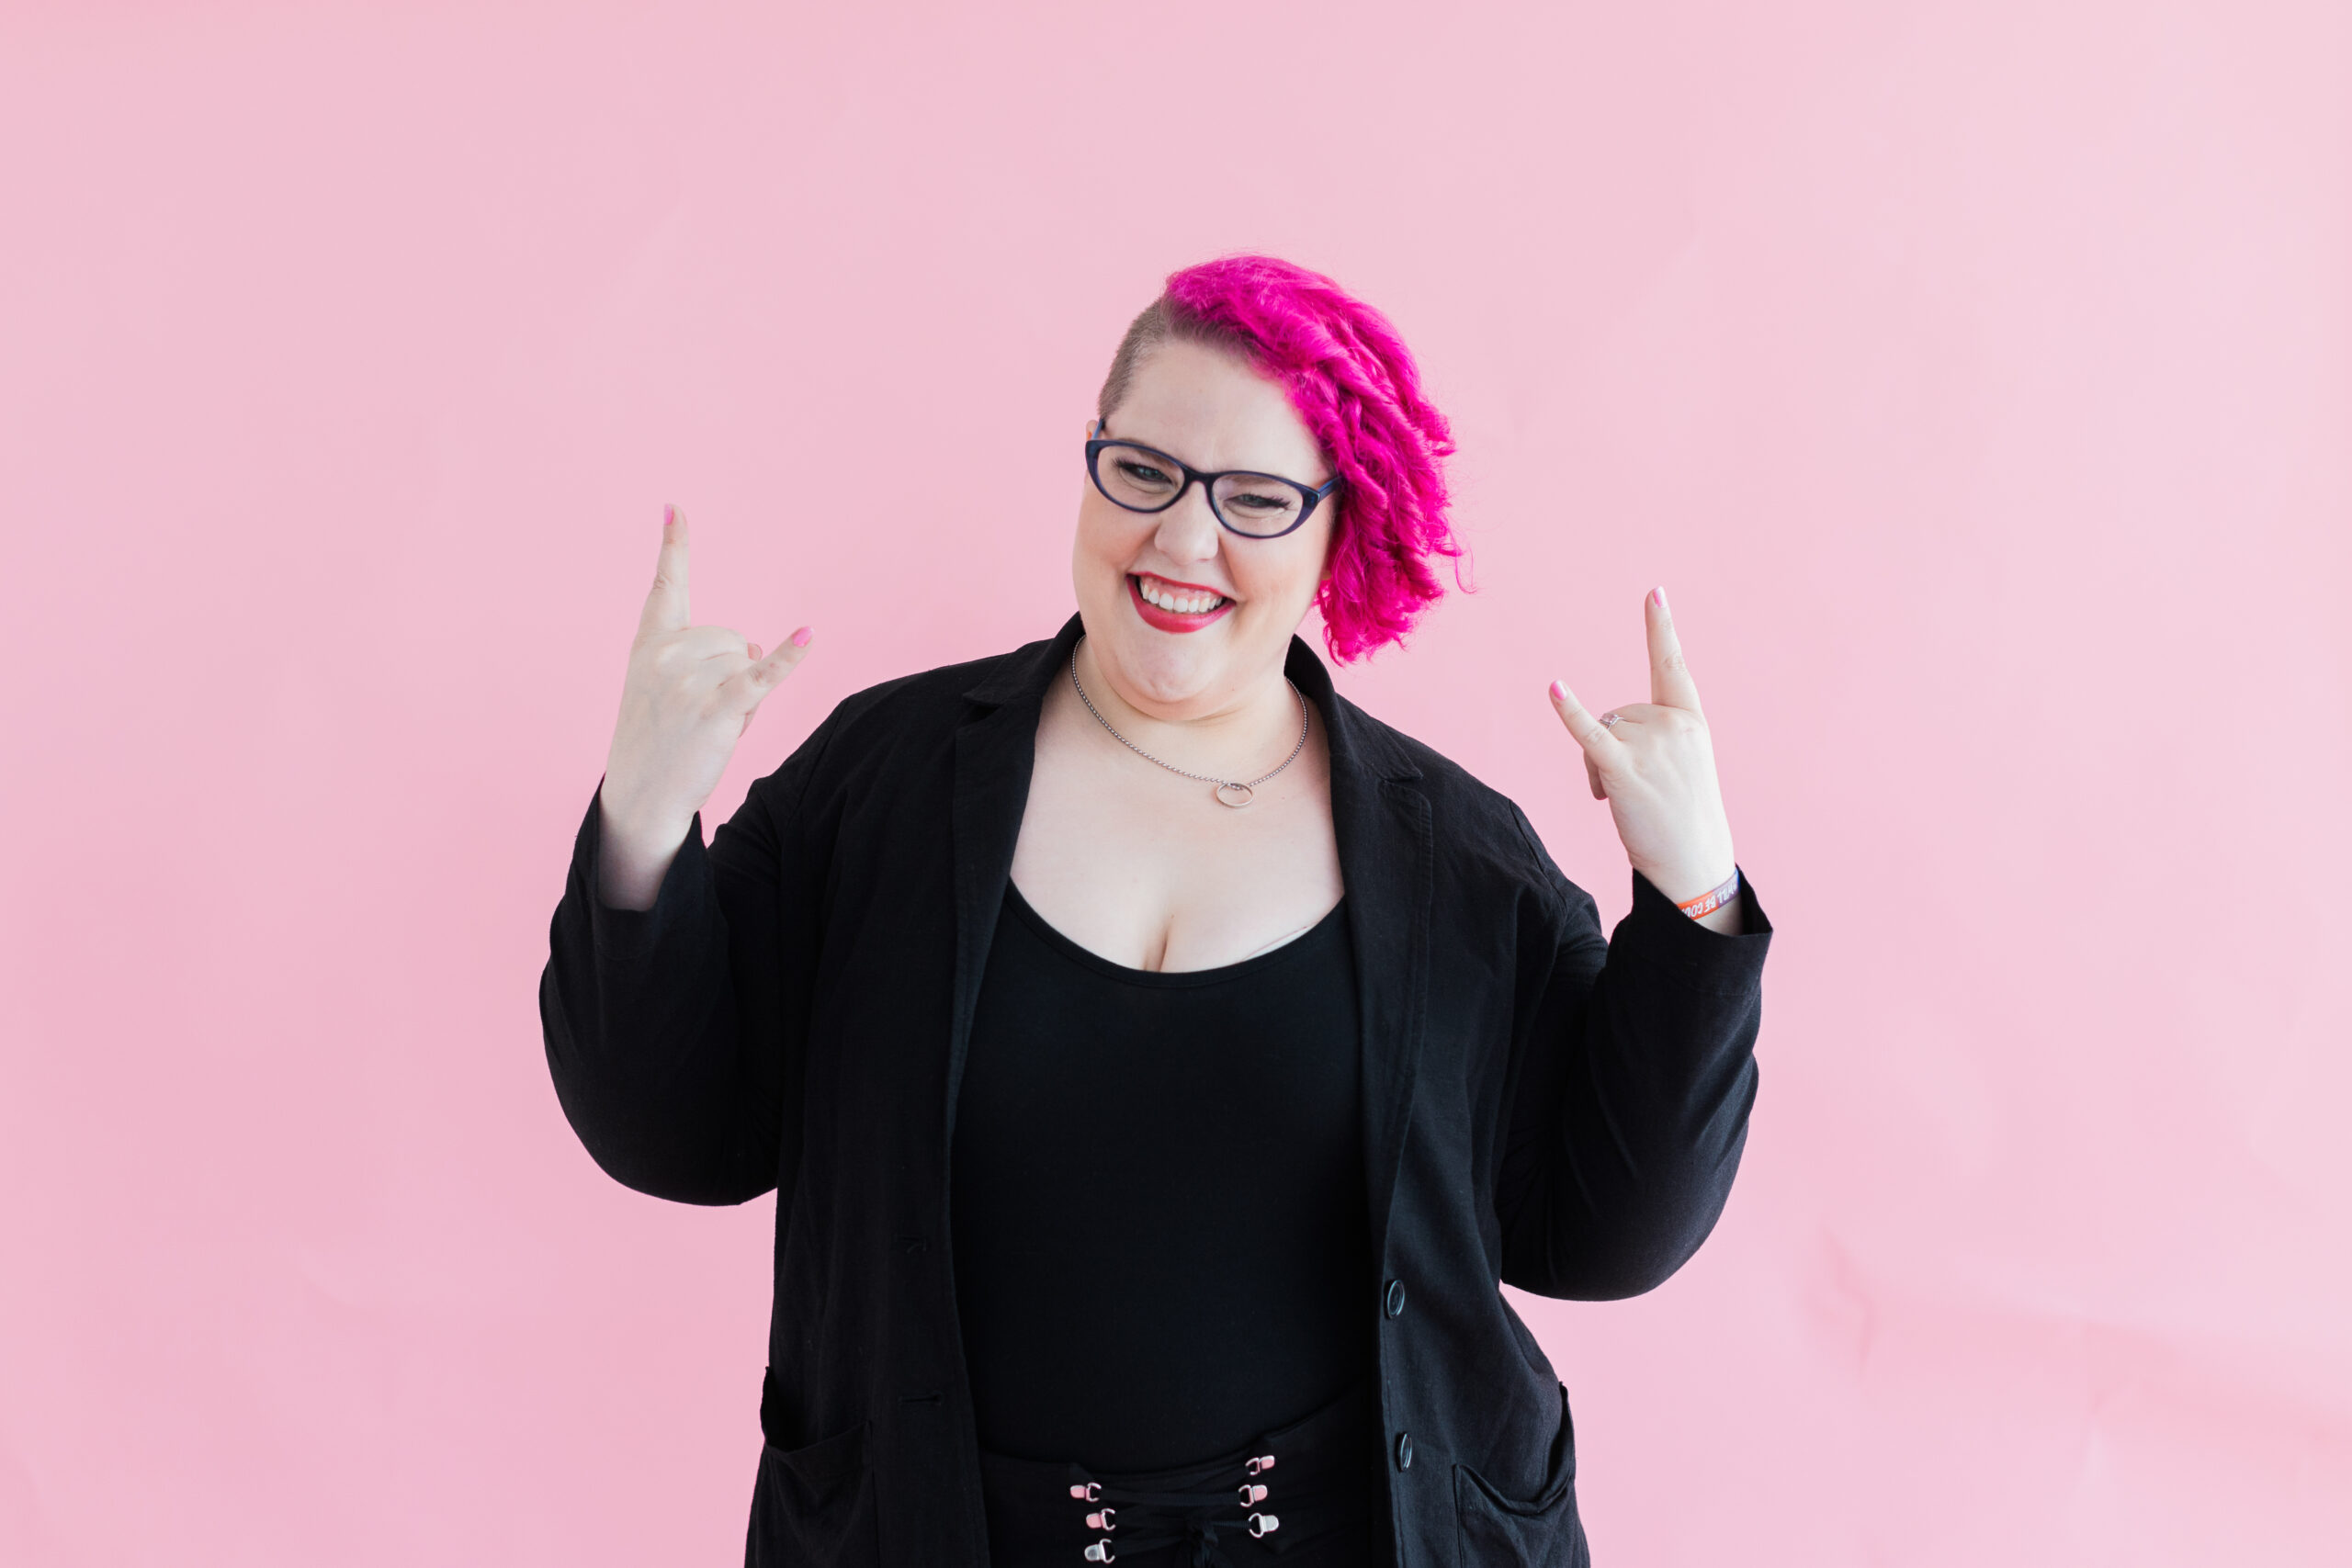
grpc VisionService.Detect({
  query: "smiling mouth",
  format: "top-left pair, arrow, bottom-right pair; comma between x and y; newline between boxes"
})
1129,572 -> 1231,615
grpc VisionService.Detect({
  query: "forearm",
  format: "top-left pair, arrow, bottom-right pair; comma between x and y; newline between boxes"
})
1509,989 -> 1760,1295
1498,871 -> 1770,1297
540,787 -> 779,1204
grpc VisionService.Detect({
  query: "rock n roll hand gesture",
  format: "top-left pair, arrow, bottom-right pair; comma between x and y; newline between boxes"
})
595,505 -> 813,910
1547,588 -> 1743,935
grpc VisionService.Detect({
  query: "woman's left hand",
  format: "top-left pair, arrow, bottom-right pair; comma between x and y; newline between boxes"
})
1547,587 -> 1740,929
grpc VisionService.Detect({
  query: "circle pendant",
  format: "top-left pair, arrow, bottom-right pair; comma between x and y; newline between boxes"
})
1214,782 -> 1256,809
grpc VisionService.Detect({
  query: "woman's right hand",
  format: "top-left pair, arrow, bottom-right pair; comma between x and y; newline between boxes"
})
595,503 -> 812,909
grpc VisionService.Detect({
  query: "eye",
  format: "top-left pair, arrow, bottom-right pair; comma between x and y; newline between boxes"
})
1227,487 -> 1295,513
1116,459 -> 1173,487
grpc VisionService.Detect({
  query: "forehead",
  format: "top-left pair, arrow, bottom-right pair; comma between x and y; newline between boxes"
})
1112,338 -> 1327,479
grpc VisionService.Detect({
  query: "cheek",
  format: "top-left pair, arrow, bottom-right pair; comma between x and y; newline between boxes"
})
1072,498 -> 1155,596
1071,497 -> 1125,568
1231,538 -> 1329,614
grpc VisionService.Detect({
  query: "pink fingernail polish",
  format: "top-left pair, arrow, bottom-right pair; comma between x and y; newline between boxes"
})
662,502 -> 675,526
1651,584 -> 1668,608
789,626 -> 812,647
1548,679 -> 1566,701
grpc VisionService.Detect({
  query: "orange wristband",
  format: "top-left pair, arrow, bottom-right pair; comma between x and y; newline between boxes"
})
1676,867 -> 1741,919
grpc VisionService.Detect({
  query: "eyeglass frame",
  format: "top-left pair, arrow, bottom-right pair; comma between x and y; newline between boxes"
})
1083,420 -> 1340,540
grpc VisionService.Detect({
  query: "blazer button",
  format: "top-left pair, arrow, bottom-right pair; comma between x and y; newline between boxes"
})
1394,1431 -> 1414,1472
1384,1279 -> 1408,1319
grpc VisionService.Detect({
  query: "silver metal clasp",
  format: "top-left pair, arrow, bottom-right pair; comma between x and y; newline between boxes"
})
1069,1481 -> 1101,1502
1245,1453 -> 1276,1476
1084,1539 -> 1117,1562
1248,1512 -> 1280,1538
1238,1483 -> 1269,1506
1085,1508 -> 1116,1530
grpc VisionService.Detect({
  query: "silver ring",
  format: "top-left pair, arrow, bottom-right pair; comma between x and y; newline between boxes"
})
1599,711 -> 1623,728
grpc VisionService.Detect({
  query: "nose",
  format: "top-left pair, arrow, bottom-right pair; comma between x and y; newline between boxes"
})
1152,484 -> 1223,566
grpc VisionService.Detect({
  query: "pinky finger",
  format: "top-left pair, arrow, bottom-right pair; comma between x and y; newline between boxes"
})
721,626 -> 813,713
1585,754 -> 1606,800
1547,677 -> 1623,761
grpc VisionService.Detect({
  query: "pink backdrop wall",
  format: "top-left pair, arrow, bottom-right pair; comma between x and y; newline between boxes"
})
4,3 -> 2346,1562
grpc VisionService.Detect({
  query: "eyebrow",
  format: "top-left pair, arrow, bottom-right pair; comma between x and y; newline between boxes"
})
1102,428 -> 1330,488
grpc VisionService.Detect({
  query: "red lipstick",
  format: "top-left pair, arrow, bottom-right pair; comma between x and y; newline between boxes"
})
1126,573 -> 1235,635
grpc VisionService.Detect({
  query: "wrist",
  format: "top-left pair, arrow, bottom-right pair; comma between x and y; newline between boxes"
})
1636,855 -> 1737,908
1670,866 -> 1742,920
594,784 -> 694,860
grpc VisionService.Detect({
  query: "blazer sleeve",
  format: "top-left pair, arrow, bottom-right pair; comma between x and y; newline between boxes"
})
537,715 -> 838,1207
1493,804 -> 1772,1300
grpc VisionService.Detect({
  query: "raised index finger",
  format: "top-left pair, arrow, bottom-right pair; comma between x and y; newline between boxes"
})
1645,585 -> 1703,713
638,502 -> 691,637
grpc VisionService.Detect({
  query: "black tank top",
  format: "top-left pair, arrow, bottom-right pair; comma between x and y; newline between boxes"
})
950,880 -> 1374,1472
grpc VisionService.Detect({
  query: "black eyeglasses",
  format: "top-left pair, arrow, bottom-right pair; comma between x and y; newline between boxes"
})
1083,422 -> 1340,539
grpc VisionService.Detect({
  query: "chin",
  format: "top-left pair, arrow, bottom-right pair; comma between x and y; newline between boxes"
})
1078,603 -> 1216,703
1110,626 -> 1224,703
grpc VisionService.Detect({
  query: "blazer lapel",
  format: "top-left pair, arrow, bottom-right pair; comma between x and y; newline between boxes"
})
1285,638 -> 1435,1255
944,615 -> 1085,1147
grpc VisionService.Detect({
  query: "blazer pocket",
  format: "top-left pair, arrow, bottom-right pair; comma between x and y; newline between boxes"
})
749,1421 -> 879,1568
1452,1384 -> 1589,1568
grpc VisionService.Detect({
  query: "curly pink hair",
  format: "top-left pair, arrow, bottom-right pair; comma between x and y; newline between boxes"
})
1096,255 -> 1465,662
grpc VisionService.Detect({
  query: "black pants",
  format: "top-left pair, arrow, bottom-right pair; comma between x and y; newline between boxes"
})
976,1379 -> 1385,1567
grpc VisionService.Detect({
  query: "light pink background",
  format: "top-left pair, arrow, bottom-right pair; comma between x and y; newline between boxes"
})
3,3 -> 2346,1562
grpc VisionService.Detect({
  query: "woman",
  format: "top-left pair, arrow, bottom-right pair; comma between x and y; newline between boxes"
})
541,255 -> 1770,1568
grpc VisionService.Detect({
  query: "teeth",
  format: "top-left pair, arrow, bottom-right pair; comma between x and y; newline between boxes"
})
1139,577 -> 1225,615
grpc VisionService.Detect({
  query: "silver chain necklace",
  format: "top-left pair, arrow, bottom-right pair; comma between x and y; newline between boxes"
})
1069,634 -> 1310,809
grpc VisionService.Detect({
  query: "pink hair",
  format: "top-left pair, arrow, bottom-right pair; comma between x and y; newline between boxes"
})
1096,255 -> 1465,662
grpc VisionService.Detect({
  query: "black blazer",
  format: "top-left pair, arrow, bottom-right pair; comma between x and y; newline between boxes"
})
540,612 -> 1771,1568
